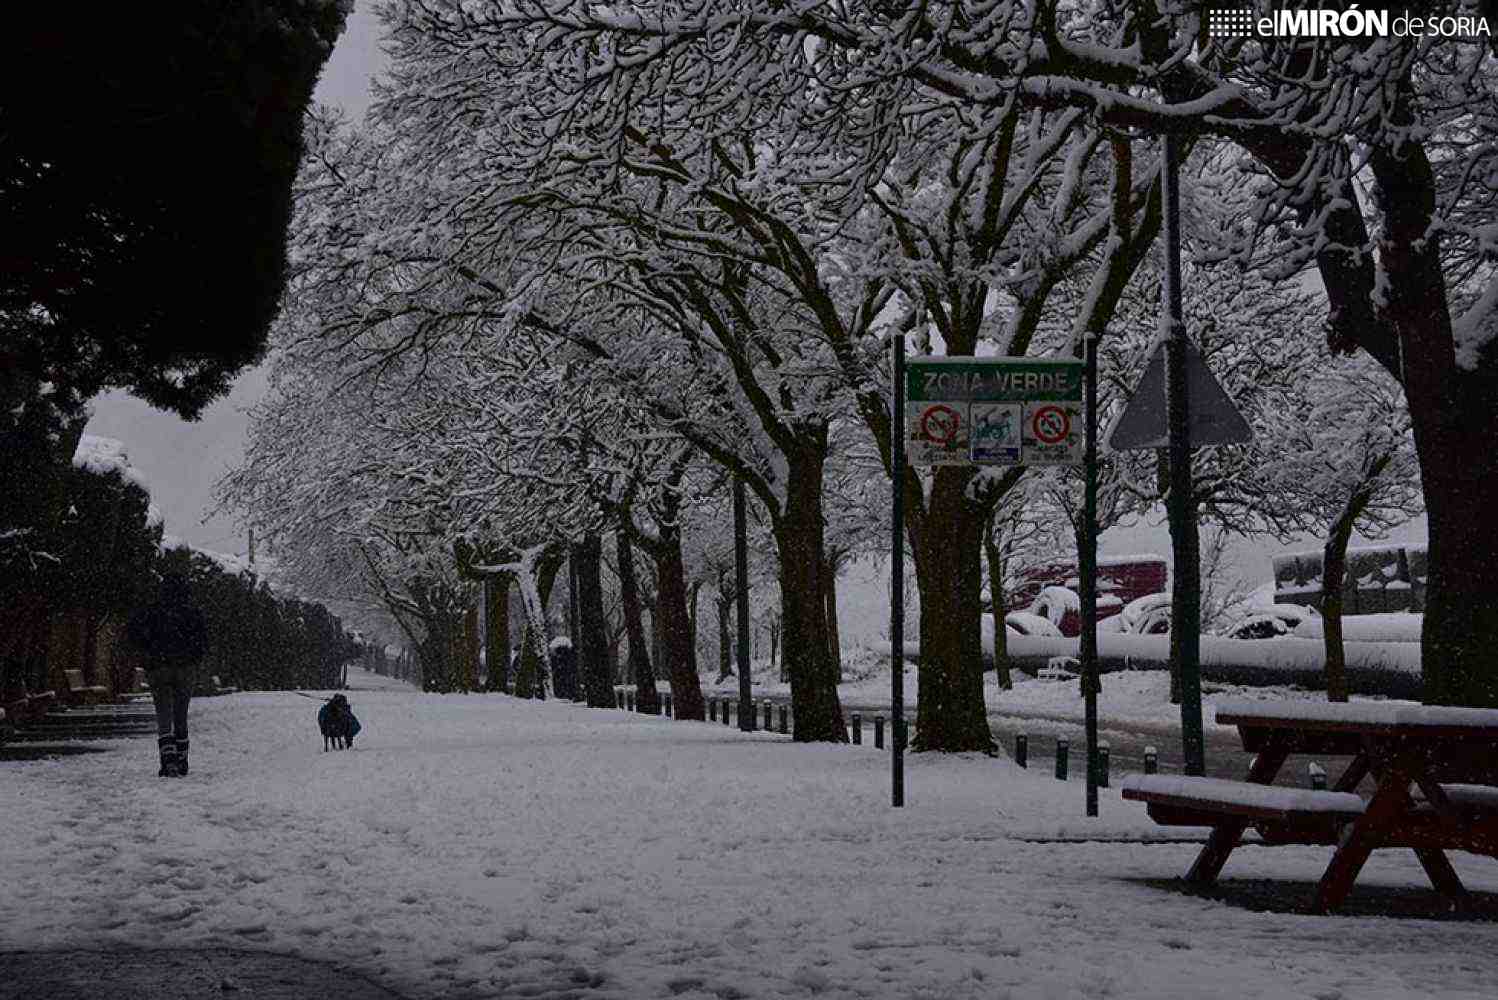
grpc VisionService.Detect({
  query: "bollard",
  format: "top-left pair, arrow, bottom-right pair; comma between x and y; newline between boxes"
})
723,700 -> 732,726
763,700 -> 772,731
778,706 -> 789,735
1309,762 -> 1327,790
1143,745 -> 1158,775
1055,738 -> 1069,781
1098,741 -> 1111,788
874,716 -> 885,750
851,714 -> 862,745
709,698 -> 717,722
665,694 -> 673,718
1015,734 -> 1028,769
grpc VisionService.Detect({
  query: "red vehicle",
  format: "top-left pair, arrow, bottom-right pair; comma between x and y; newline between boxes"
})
1008,555 -> 1168,636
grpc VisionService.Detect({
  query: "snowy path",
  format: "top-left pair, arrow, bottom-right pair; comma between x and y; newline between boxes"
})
3,668 -> 1496,1000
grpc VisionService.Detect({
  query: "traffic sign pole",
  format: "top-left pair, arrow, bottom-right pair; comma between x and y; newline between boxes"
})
891,334 -> 906,808
735,477 -> 753,731
1082,332 -> 1100,818
1163,131 -> 1205,777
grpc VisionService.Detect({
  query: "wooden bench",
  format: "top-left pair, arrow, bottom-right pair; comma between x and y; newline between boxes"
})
63,669 -> 111,706
1121,774 -> 1366,846
119,667 -> 153,701
4,688 -> 58,721
1123,700 -> 1498,912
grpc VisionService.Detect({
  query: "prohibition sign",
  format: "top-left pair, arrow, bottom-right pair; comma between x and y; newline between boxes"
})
1031,405 -> 1070,445
919,404 -> 962,445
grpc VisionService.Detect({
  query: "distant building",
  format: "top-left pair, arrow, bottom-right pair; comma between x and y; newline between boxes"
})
1272,544 -> 1425,613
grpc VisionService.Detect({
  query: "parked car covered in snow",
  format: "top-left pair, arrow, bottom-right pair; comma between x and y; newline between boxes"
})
1116,592 -> 1171,635
1216,603 -> 1319,640
1003,611 -> 1063,638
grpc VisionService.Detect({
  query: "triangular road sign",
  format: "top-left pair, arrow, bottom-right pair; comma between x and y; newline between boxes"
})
1105,340 -> 1252,451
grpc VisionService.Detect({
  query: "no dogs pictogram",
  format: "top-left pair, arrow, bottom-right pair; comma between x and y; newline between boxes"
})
1031,405 -> 1070,445
919,404 -> 962,445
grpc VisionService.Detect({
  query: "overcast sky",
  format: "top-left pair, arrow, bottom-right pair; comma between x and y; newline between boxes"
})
83,3 -> 388,554
80,3 -> 1427,593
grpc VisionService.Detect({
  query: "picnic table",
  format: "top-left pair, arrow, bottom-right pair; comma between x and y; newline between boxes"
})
1121,699 -> 1498,912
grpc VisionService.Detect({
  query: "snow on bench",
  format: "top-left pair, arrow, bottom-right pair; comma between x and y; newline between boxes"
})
1215,699 -> 1498,730
1410,783 -> 1498,817
1120,775 -> 1365,824
1438,784 -> 1498,811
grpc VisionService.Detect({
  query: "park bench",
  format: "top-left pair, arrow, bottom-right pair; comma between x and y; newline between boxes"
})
119,667 -> 152,702
63,669 -> 111,707
3,688 -> 58,722
1121,700 -> 1498,912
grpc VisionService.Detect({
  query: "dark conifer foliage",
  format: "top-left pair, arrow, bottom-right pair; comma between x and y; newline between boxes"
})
1,2 -> 348,415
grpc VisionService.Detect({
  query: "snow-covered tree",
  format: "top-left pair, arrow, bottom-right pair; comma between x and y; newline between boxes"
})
1265,357 -> 1423,700
462,0 -> 1498,704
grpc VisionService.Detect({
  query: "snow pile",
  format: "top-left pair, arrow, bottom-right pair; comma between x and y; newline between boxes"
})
1292,613 -> 1423,643
3,668 -> 1497,1000
72,434 -> 152,494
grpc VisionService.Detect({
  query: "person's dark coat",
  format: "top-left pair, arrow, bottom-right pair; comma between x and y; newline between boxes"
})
318,695 -> 361,740
127,574 -> 208,680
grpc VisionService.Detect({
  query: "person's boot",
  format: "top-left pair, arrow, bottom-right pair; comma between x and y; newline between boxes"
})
157,736 -> 180,777
175,738 -> 189,776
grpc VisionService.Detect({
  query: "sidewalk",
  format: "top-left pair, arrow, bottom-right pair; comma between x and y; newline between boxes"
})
0,949 -> 406,1000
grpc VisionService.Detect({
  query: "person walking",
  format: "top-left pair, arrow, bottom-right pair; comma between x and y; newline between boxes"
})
127,570 -> 208,777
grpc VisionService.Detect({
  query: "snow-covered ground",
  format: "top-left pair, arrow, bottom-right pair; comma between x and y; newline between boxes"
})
3,666 -> 1496,999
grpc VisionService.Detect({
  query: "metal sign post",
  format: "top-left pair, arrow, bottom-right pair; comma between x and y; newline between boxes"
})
734,477 -> 753,731
894,352 -> 1088,810
1162,131 -> 1205,777
1081,333 -> 1100,817
891,334 -> 906,808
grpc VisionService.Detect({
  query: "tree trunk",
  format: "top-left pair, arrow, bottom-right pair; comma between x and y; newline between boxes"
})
81,609 -> 104,686
418,611 -> 463,693
463,604 -> 481,693
716,592 -> 734,682
485,575 -> 511,693
1364,129 -> 1498,708
770,618 -> 781,680
653,522 -> 705,721
575,534 -> 614,708
649,603 -> 664,676
909,468 -> 996,753
983,514 -> 1013,691
512,549 -> 563,700
513,629 -> 544,699
771,449 -> 845,742
687,580 -> 702,657
824,558 -> 843,683
616,530 -> 658,714
1321,518 -> 1356,703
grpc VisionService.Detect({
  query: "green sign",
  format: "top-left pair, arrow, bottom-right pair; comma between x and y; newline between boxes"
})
906,357 -> 1082,402
905,357 -> 1083,467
